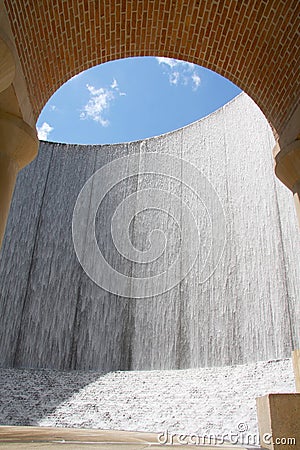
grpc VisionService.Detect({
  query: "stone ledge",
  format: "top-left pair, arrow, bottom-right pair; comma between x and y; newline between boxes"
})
256,393 -> 300,450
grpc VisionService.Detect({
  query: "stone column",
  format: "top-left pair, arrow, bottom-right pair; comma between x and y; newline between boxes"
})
0,36 -> 15,93
293,350 -> 300,393
0,35 -> 38,248
256,110 -> 300,448
0,111 -> 38,247
274,139 -> 300,226
256,394 -> 300,450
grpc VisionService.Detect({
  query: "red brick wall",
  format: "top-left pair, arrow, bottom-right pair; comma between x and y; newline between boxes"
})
4,0 -> 300,136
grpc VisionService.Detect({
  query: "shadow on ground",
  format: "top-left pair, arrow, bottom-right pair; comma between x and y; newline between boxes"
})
0,368 -> 107,427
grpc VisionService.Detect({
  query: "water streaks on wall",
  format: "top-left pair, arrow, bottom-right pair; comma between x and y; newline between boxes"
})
0,94 -> 299,371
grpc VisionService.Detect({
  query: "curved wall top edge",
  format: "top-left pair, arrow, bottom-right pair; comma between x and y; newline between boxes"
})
39,92 -> 251,149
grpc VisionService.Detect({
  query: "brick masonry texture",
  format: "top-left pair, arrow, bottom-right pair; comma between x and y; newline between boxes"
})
4,0 -> 300,135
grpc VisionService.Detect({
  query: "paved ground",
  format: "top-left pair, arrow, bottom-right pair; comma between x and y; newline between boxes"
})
0,359 -> 294,439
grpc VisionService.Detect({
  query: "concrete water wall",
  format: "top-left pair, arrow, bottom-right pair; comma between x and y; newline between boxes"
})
0,93 -> 299,371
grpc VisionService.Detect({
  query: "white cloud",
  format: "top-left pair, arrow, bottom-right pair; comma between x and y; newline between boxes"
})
192,73 -> 201,89
111,78 -> 118,89
80,85 -> 113,126
156,57 -> 194,71
37,122 -> 53,140
156,57 -> 201,90
156,57 -> 178,68
170,71 -> 180,85
80,79 -> 126,127
49,105 -> 57,111
111,78 -> 126,96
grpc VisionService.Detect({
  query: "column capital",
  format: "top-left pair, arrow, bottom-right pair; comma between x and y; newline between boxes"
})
0,110 -> 38,169
0,110 -> 38,247
274,139 -> 300,193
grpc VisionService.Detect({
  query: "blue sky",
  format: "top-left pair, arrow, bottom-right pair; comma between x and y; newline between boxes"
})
37,57 -> 241,145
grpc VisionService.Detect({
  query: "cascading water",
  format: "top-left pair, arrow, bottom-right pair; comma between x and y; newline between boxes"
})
0,93 -> 299,372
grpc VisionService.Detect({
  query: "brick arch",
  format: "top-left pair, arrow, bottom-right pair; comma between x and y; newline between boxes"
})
4,0 -> 300,135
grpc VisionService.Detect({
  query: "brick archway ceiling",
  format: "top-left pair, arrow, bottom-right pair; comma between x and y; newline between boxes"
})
5,0 -> 300,135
